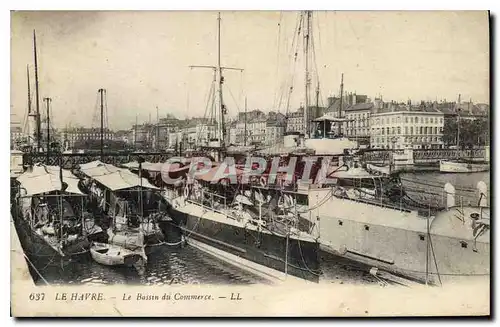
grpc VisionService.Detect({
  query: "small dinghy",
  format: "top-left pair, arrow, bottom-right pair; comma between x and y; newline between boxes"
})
90,242 -> 146,275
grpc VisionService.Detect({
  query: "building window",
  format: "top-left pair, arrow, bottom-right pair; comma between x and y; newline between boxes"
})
440,118 -> 443,123
434,127 -> 437,134
405,117 -> 408,123
420,127 -> 423,134
397,127 -> 401,134
415,117 -> 419,123
405,126 -> 408,134
410,126 -> 414,134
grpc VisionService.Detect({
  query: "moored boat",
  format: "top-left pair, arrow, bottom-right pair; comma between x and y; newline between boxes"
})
90,242 -> 146,275
439,160 -> 489,173
12,163 -> 105,265
78,160 -> 166,251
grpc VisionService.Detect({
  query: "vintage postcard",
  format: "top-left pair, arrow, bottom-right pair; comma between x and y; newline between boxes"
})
10,10 -> 490,317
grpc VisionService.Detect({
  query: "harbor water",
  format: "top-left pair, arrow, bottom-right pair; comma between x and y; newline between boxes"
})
25,171 -> 489,286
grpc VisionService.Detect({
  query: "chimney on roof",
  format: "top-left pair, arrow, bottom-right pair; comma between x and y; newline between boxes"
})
469,98 -> 473,114
353,92 -> 357,105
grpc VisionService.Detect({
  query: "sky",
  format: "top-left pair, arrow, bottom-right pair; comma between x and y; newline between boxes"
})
10,11 -> 489,130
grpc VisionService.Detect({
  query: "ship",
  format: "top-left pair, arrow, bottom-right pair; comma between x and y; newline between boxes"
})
11,163 -> 106,265
158,12 -> 321,283
439,160 -> 489,173
77,159 -> 169,255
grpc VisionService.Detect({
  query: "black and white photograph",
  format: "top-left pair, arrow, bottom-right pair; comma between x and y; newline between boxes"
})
9,9 -> 491,317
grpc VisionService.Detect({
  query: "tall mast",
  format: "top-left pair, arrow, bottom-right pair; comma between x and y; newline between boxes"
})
44,97 -> 51,162
156,106 -> 159,150
244,96 -> 247,146
189,12 -> 243,149
26,65 -> 34,146
34,30 -> 41,151
98,89 -> 104,159
27,65 -> 32,114
456,100 -> 461,156
217,12 -> 225,146
338,73 -> 344,135
134,114 -> 138,150
303,11 -> 311,138
315,82 -> 319,114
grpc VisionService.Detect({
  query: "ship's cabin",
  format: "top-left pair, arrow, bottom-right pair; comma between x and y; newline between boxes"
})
311,115 -> 351,139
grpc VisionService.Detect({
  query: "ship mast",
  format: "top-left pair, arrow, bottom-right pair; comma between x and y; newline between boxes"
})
338,73 -> 344,135
303,11 -> 311,138
26,65 -> 36,146
98,89 -> 105,159
244,96 -> 247,146
33,30 -> 42,152
27,65 -> 32,115
456,94 -> 461,157
43,97 -> 51,162
189,12 -> 243,155
156,106 -> 159,150
217,12 -> 224,146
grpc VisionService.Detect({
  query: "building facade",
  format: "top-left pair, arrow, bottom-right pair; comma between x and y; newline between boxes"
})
369,108 -> 445,149
62,127 -> 114,150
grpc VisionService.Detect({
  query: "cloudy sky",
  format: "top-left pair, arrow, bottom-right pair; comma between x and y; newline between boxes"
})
11,11 -> 489,130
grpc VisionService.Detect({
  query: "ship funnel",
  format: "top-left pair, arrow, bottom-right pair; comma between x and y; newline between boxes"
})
444,183 -> 455,209
477,181 -> 488,207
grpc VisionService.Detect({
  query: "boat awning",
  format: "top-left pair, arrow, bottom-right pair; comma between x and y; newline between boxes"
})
17,164 -> 84,196
80,161 -> 159,191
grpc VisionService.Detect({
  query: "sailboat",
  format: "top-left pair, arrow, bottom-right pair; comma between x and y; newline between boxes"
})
162,12 -> 321,283
440,96 -> 489,173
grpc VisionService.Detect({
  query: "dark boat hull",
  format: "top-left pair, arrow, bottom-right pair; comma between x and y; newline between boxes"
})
168,206 -> 320,283
12,210 -> 90,266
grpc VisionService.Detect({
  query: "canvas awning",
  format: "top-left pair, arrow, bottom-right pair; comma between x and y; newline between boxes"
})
17,164 -> 84,196
80,161 -> 159,191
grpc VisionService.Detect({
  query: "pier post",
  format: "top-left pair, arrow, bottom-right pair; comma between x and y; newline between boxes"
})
444,183 -> 455,210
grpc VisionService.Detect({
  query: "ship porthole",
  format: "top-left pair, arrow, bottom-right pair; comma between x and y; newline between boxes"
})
364,225 -> 370,231
419,234 -> 425,241
338,220 -> 343,226
460,241 -> 468,249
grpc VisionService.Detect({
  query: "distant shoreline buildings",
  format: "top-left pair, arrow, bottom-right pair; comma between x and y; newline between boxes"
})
11,93 -> 489,151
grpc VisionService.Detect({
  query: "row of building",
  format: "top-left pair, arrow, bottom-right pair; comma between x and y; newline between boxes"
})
11,93 -> 489,151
